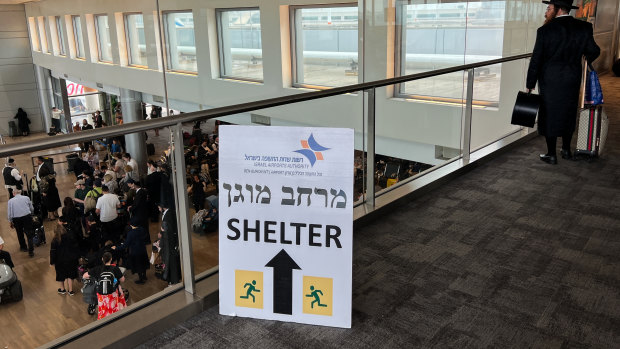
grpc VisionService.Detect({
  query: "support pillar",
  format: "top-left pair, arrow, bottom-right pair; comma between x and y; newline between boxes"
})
59,78 -> 71,133
120,88 -> 147,177
34,65 -> 53,132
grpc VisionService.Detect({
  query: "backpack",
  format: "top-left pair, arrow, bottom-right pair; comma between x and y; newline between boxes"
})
96,268 -> 118,295
30,177 -> 38,193
84,188 -> 101,213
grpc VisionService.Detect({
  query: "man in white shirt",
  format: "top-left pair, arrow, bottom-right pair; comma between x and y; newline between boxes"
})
123,153 -> 139,178
3,158 -> 23,199
96,185 -> 121,242
51,107 -> 62,132
7,186 -> 34,256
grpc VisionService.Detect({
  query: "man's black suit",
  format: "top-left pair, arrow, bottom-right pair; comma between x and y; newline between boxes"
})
526,15 -> 600,137
129,187 -> 150,243
160,209 -> 181,284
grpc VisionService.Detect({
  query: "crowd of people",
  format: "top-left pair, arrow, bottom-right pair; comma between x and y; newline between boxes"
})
2,104 -> 223,319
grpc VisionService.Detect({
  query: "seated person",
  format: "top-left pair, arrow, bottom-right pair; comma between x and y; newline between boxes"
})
202,201 -> 218,233
0,236 -> 14,268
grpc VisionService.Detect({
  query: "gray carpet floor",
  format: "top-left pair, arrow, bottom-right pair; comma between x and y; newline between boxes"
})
136,74 -> 620,348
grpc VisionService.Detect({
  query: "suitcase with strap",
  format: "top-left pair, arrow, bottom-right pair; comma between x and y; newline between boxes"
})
575,106 -> 608,159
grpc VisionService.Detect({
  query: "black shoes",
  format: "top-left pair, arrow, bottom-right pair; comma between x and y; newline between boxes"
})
539,154 -> 557,165
560,149 -> 573,160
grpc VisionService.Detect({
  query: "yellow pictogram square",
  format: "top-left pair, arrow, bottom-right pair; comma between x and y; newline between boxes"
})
302,276 -> 333,316
235,270 -> 263,309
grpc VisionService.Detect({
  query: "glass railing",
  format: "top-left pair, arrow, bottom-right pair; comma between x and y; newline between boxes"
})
0,54 -> 529,346
13,0 -> 547,345
0,52 -> 534,347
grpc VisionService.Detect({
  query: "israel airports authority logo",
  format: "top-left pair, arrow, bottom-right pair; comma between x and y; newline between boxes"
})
294,134 -> 330,167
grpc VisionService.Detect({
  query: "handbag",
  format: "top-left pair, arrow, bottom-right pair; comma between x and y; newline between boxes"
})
511,91 -> 540,128
584,63 -> 603,105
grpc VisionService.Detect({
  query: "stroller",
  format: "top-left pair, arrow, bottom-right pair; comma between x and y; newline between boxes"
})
0,262 -> 23,303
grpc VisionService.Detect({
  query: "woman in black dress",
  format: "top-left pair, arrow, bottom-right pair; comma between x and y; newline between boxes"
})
50,217 -> 80,295
14,108 -> 30,136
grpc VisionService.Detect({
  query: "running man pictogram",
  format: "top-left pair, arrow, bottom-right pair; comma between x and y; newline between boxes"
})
305,285 -> 327,308
240,280 -> 261,303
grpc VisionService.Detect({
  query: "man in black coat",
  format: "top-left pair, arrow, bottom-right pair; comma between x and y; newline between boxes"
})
526,0 -> 600,164
127,179 -> 150,244
146,161 -> 164,222
158,202 -> 181,285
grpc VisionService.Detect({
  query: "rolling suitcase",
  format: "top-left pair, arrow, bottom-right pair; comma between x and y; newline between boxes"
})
575,106 -> 608,159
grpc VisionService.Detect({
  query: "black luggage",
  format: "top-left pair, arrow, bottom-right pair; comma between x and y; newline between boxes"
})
0,263 -> 23,303
32,216 -> 46,246
613,59 -> 620,77
147,143 -> 155,156
575,106 -> 608,159
8,121 -> 19,137
66,153 -> 80,174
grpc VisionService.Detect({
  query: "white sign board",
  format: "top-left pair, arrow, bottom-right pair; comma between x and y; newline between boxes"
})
219,125 -> 353,328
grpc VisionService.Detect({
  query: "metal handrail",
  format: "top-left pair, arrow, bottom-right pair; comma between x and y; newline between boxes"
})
0,53 -> 531,158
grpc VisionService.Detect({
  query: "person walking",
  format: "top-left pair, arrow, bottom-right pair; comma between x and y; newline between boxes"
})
3,158 -> 23,199
526,0 -> 600,164
7,186 -> 35,257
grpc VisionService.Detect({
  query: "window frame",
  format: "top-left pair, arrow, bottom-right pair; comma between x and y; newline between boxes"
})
289,3 -> 359,90
37,16 -> 49,53
55,16 -> 66,56
94,14 -> 113,63
72,15 -> 85,59
162,10 -> 198,74
124,12 -> 147,68
28,17 -> 41,51
393,0 -> 500,107
216,7 -> 263,83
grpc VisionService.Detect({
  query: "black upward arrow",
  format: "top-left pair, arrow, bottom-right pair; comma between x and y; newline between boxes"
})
265,249 -> 301,315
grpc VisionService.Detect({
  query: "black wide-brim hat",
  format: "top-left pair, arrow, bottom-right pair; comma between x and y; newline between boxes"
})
542,0 -> 579,10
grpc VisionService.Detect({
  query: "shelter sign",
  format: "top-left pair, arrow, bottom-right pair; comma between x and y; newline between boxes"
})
219,125 -> 353,328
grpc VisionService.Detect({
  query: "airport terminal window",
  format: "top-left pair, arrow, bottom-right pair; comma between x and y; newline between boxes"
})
395,0 -> 505,104
163,11 -> 197,73
125,13 -> 147,66
95,15 -> 113,62
28,17 -> 40,51
56,16 -> 66,56
37,16 -> 49,53
291,5 -> 359,88
217,8 -> 263,81
72,15 -> 85,58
